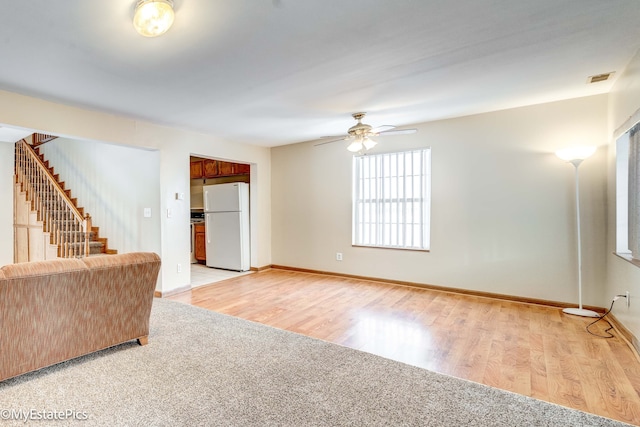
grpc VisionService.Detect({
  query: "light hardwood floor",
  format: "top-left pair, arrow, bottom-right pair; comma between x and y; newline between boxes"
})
168,268 -> 640,425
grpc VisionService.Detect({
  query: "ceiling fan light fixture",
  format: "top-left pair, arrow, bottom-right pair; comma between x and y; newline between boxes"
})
347,140 -> 364,153
133,0 -> 175,37
362,137 -> 377,150
314,112 -> 418,152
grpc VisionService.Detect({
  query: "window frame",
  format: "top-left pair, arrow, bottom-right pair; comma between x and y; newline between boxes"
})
616,131 -> 631,256
351,148 -> 431,251
615,121 -> 640,268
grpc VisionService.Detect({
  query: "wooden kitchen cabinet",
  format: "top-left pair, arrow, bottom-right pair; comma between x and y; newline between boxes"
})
203,159 -> 219,178
194,223 -> 206,262
191,158 -> 250,179
190,160 -> 203,179
235,163 -> 250,175
216,161 -> 250,177
217,161 -> 235,176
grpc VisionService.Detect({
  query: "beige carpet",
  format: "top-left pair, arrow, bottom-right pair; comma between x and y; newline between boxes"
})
0,298 -> 632,426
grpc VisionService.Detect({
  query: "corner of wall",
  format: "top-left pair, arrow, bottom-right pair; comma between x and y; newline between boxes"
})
0,142 -> 14,266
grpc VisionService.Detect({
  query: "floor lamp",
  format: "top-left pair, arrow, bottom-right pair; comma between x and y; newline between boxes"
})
556,146 -> 599,317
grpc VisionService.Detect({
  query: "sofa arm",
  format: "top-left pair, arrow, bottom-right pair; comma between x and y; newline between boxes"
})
81,253 -> 161,345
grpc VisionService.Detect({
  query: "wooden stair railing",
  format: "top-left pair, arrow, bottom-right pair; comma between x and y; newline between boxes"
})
32,133 -> 58,147
15,139 -> 93,258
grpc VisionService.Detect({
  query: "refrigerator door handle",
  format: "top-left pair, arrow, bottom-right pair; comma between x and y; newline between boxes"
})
204,190 -> 209,212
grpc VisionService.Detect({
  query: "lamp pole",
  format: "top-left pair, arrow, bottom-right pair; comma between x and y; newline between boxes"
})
556,147 -> 599,318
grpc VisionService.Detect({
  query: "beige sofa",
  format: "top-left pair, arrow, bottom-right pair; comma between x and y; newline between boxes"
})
0,252 -> 161,382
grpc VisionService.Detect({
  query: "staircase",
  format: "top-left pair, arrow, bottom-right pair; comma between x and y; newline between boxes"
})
14,136 -> 116,260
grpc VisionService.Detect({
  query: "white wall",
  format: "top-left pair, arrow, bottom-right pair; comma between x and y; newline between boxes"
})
272,95 -> 609,305
607,49 -> 640,337
0,89 -> 272,294
39,138 -> 161,256
0,85 -> 614,309
0,142 -> 14,266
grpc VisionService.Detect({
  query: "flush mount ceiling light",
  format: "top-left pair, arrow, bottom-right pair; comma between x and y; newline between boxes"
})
133,0 -> 175,37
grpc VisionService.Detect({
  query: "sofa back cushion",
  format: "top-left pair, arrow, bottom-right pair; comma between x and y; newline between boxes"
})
1,258 -> 87,278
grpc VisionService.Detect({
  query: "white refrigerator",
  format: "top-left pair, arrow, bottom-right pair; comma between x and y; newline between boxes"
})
203,182 -> 250,271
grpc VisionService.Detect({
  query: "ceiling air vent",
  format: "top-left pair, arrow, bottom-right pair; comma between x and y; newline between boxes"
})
587,72 -> 614,84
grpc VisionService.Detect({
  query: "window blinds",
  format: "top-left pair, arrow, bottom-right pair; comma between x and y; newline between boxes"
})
629,124 -> 640,259
352,149 -> 431,250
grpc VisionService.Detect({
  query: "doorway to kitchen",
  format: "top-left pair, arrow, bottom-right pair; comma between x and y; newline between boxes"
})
189,155 -> 252,287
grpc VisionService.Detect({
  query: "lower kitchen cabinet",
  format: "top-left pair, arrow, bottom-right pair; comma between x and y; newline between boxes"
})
194,223 -> 206,262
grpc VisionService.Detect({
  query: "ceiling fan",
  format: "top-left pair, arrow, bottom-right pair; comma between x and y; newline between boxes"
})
315,112 -> 417,153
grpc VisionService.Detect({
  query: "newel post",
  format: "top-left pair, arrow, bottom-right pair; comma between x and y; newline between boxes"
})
83,214 -> 92,257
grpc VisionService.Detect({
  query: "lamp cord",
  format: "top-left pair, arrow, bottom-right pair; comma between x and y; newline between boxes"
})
585,297 -> 625,338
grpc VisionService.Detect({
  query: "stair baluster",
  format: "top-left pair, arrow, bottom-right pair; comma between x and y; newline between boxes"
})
13,139 -> 104,258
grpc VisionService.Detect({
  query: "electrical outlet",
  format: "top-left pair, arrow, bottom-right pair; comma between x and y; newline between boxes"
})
336,252 -> 343,261
627,291 -> 631,308
177,263 -> 182,273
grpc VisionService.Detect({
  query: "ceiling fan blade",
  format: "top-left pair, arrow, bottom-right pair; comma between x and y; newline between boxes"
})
319,134 -> 348,139
376,128 -> 417,136
314,138 -> 347,147
370,125 -> 396,133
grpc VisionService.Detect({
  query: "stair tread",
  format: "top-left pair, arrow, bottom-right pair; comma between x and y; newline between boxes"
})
17,138 -> 114,257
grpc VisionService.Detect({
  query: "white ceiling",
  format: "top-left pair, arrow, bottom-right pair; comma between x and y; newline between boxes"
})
0,0 -> 639,146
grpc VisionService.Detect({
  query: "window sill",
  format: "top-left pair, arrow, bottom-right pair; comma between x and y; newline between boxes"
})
352,244 -> 430,252
614,252 -> 640,269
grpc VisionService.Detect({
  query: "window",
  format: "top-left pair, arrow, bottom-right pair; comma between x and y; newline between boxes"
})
352,149 -> 431,250
616,131 -> 631,255
617,122 -> 640,262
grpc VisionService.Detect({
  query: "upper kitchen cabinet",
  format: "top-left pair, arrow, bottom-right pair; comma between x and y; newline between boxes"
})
203,159 -> 219,177
235,163 -> 250,175
190,157 -> 250,179
216,160 -> 248,177
190,160 -> 203,179
217,161 -> 234,176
